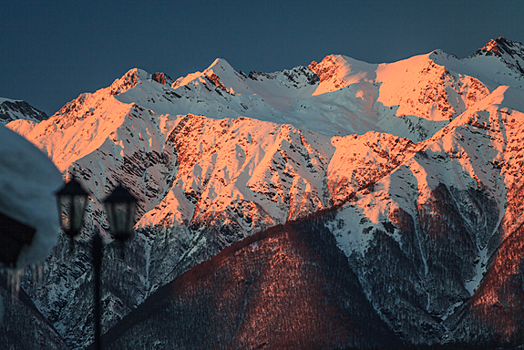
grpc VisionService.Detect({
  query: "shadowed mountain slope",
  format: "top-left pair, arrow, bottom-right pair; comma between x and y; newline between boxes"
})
95,216 -> 401,350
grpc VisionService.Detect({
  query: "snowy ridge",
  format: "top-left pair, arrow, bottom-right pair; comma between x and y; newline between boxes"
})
0,97 -> 22,104
103,52 -> 501,142
475,37 -> 524,76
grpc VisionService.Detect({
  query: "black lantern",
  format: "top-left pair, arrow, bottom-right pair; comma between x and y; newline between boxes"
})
56,177 -> 89,238
103,184 -> 137,242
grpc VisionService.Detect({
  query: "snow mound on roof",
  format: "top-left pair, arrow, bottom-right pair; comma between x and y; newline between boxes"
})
0,125 -> 63,268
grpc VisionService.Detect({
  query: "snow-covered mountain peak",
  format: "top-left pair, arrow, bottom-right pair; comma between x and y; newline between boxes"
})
202,58 -> 245,95
247,65 -> 319,91
206,57 -> 237,74
151,72 -> 175,86
109,68 -> 150,95
481,37 -> 524,57
483,38 -> 503,54
305,51 -> 489,127
466,37 -> 524,81
428,49 -> 459,60
309,54 -> 378,95
171,58 -> 244,94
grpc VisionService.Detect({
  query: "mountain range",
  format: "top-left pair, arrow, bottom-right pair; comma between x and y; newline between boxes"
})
3,37 -> 524,349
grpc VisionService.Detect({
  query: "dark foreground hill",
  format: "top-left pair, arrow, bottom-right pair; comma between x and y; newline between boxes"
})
94,215 -> 400,350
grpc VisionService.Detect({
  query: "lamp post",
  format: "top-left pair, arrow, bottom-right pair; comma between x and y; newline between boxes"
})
56,177 -> 137,350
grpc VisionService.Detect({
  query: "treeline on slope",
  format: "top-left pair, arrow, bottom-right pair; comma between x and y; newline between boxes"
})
446,180 -> 524,347
92,207 -> 401,349
330,183 -> 493,344
418,181 -> 524,349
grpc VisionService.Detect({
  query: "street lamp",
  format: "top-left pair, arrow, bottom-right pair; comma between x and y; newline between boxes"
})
56,178 -> 137,350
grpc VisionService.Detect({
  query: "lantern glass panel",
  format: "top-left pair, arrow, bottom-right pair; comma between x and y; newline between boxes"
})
58,195 -> 72,232
104,200 -> 136,240
115,202 -> 127,233
103,184 -> 137,241
72,195 -> 88,233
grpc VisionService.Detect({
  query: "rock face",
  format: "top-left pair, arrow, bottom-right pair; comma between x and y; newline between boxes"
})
3,37 -> 524,349
151,72 -> 175,86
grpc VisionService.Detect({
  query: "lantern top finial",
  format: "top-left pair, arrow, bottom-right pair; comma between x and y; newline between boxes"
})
103,184 -> 137,205
56,176 -> 89,197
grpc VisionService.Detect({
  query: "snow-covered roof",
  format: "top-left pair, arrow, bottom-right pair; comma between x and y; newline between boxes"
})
0,125 -> 63,268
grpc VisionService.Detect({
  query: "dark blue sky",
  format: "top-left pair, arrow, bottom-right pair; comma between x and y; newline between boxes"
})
2,0 -> 523,115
